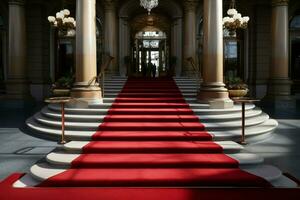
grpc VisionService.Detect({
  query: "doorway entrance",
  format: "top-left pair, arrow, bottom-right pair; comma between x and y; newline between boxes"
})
133,31 -> 168,77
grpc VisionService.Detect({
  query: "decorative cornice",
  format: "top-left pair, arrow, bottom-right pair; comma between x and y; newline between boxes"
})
272,0 -> 289,7
103,0 -> 117,11
183,0 -> 199,12
9,0 -> 25,6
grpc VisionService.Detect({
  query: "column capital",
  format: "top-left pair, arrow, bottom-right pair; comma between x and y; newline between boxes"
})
9,0 -> 25,6
103,0 -> 117,11
272,0 -> 289,7
183,0 -> 199,12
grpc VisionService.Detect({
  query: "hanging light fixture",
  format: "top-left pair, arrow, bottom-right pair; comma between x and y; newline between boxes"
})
223,0 -> 250,36
47,9 -> 76,37
140,0 -> 159,15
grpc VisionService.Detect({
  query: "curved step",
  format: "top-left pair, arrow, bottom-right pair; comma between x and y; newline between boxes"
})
26,117 -> 95,139
35,113 -> 208,131
29,162 -> 281,187
198,109 -> 263,122
26,115 -> 278,143
48,104 -> 110,115
26,120 -> 214,141
191,104 -> 256,115
212,119 -> 278,142
241,165 -> 282,182
203,113 -> 269,130
40,106 -> 263,123
41,107 -> 106,122
33,113 -> 100,131
46,152 -> 263,167
64,141 -> 243,153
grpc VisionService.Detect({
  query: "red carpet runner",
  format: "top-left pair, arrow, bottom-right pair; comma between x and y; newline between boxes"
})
39,78 -> 271,187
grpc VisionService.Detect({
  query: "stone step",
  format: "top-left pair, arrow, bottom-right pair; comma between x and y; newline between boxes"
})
27,163 -> 282,185
191,104 -> 256,115
104,93 -> 197,98
211,119 -> 278,142
38,109 -> 268,131
203,113 -> 269,130
41,107 -> 263,123
34,109 -> 269,131
64,141 -> 244,154
46,152 -> 264,167
26,117 -> 277,143
14,168 -> 297,188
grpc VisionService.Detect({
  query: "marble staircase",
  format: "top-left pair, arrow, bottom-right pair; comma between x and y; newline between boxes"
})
19,76 -> 298,188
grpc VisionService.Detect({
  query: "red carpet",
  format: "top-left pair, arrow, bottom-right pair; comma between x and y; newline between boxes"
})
35,78 -> 272,187
2,174 -> 300,200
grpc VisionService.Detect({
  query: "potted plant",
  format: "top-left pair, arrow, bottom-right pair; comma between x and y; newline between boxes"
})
51,75 -> 74,97
225,76 -> 249,98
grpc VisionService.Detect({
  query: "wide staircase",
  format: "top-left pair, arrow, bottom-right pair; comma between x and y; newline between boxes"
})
9,76 -> 296,189
26,76 -> 278,143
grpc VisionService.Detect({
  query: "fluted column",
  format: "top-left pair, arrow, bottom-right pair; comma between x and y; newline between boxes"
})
268,0 -> 292,97
198,0 -> 231,105
71,0 -> 102,101
104,0 -> 118,76
183,0 -> 198,76
6,0 -> 30,99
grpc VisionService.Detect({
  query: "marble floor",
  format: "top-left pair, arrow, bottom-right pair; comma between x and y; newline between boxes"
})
0,99 -> 299,181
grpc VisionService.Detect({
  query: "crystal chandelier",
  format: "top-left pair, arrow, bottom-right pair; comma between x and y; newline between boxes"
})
47,9 -> 76,37
140,0 -> 159,15
223,0 -> 250,36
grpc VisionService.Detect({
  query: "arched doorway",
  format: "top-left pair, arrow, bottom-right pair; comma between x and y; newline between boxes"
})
119,0 -> 183,77
290,14 -> 300,94
133,29 -> 168,77
130,13 -> 171,77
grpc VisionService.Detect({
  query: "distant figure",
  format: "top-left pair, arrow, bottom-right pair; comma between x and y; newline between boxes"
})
151,63 -> 156,78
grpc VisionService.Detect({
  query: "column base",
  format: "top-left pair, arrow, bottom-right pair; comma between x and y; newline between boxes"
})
197,82 -> 233,108
71,82 -> 102,104
267,78 -> 292,97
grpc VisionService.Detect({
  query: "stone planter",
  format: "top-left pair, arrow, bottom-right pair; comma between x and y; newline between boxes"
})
228,89 -> 248,98
52,88 -> 71,97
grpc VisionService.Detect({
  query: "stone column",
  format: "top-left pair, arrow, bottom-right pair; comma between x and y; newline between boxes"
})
5,0 -> 30,99
119,16 -> 130,77
183,0 -> 198,76
171,17 -> 183,77
71,0 -> 102,102
104,0 -> 118,76
198,0 -> 232,107
268,0 -> 292,97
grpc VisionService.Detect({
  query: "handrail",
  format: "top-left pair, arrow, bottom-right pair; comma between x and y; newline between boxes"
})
186,57 -> 202,84
87,55 -> 114,98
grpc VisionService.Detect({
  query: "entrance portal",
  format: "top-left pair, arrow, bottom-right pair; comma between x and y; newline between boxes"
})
133,31 -> 168,77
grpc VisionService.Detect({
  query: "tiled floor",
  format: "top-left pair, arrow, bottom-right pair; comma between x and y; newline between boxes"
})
0,100 -> 299,181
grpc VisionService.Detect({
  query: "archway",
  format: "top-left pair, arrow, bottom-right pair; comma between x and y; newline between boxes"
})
133,29 -> 168,77
119,0 -> 183,77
